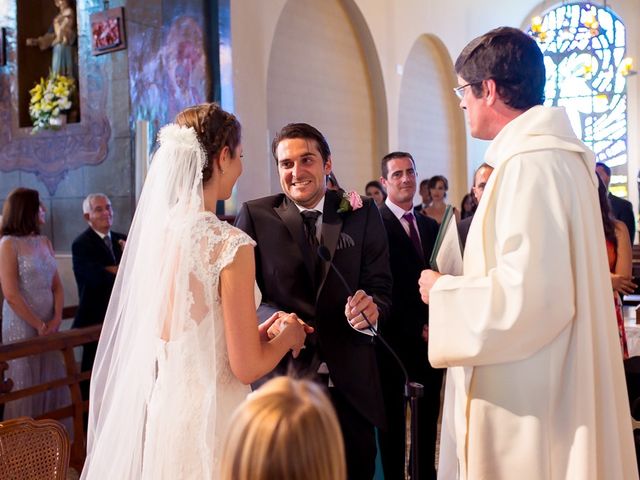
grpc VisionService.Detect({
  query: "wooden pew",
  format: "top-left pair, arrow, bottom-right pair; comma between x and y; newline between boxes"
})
0,319 -> 101,472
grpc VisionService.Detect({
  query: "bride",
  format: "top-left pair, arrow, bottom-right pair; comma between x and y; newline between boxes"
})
81,103 -> 308,479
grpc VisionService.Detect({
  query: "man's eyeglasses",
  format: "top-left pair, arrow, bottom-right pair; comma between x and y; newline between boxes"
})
453,81 -> 482,99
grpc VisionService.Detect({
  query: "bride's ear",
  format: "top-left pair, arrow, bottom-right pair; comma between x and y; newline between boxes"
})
216,146 -> 231,174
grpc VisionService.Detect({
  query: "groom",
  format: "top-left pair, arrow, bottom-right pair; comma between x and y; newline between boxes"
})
236,123 -> 392,480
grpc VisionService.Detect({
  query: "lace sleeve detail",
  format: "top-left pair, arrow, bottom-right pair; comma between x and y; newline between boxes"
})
215,225 -> 256,274
189,216 -> 256,288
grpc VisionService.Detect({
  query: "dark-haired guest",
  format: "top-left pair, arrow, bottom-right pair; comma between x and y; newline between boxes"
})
414,178 -> 431,215
364,180 -> 386,207
457,163 -> 493,251
596,161 -> 635,245
421,175 -> 460,224
378,151 -> 442,480
597,176 -> 634,359
460,193 -> 476,219
236,122 -> 391,480
0,188 -> 70,422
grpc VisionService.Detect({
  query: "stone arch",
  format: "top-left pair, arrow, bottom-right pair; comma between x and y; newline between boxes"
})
266,0 -> 388,193
398,34 -> 467,204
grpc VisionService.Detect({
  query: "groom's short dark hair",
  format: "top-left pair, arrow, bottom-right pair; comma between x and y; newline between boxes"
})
272,123 -> 331,164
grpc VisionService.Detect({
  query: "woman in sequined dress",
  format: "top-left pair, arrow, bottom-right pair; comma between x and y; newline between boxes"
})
0,187 -> 70,420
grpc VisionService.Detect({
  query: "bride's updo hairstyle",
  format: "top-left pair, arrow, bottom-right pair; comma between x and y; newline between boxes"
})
220,377 -> 346,480
174,103 -> 241,184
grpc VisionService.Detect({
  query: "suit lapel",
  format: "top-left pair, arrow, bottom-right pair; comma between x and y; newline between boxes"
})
274,196 -> 316,283
317,191 -> 343,295
381,205 -> 426,266
416,215 -> 434,264
89,229 -> 113,261
112,234 -> 124,264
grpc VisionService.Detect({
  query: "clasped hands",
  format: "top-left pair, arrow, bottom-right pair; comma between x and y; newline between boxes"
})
259,289 -> 379,355
261,311 -> 313,358
36,316 -> 62,336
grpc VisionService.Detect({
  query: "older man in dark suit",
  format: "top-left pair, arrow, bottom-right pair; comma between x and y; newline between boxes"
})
378,151 -> 442,479
236,123 -> 391,480
72,193 -> 126,399
458,163 -> 494,250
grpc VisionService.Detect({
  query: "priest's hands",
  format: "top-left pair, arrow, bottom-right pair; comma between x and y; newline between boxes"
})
419,269 -> 442,304
345,289 -> 379,330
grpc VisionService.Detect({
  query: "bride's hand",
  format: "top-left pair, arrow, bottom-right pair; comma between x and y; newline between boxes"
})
259,311 -> 286,342
265,312 -> 313,340
277,314 -> 308,358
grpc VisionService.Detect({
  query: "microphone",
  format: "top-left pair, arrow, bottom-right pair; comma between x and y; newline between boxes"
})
316,245 -> 409,385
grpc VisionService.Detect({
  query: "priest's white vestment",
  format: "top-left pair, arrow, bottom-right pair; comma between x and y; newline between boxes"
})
430,106 -> 638,480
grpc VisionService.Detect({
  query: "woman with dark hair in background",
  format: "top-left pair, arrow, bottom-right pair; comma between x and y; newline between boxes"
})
597,176 -> 634,358
0,188 -> 70,422
422,175 -> 460,224
460,192 -> 477,219
365,180 -> 386,208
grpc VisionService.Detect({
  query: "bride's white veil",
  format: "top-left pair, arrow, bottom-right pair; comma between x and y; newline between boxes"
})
81,124 -> 208,478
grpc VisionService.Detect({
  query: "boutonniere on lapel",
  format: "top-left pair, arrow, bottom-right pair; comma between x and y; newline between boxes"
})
337,190 -> 363,214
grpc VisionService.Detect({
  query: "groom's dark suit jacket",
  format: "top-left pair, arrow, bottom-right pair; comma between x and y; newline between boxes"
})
235,190 -> 392,427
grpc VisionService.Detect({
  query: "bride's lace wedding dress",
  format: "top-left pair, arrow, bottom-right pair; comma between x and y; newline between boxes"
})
82,124 -> 258,480
141,213 -> 254,478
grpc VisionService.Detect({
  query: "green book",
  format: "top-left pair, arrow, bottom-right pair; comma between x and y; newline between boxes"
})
429,205 -> 463,274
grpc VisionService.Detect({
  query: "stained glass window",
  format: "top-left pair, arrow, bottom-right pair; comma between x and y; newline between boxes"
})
528,3 -> 629,195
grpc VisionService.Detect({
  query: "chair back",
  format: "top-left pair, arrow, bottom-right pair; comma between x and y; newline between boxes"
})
0,417 -> 70,479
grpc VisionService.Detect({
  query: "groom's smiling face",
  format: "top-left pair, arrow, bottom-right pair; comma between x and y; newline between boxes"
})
276,138 -> 332,209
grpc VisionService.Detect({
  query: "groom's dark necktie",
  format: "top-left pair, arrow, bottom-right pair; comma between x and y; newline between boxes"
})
301,210 -> 322,285
301,210 -> 321,247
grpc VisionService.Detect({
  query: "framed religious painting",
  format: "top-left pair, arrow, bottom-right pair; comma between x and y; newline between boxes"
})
90,7 -> 127,56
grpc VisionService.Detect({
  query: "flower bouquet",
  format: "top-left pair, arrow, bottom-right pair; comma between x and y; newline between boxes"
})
29,74 -> 75,133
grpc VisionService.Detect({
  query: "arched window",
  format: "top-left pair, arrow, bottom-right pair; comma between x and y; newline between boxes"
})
528,2 -> 630,195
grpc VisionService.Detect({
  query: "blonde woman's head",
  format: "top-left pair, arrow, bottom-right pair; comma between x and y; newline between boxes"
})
220,377 -> 346,480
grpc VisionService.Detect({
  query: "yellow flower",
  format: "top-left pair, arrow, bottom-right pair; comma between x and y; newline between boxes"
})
29,73 -> 76,132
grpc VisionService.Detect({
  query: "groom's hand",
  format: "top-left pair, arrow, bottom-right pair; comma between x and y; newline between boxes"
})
259,311 -> 286,342
264,311 -> 313,340
346,289 -> 379,330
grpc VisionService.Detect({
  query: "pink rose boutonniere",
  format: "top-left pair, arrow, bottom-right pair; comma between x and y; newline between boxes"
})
337,190 -> 363,213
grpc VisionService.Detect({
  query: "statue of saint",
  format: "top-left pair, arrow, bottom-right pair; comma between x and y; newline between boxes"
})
26,0 -> 76,77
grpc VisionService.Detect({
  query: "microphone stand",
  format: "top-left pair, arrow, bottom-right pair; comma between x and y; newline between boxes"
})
317,246 -> 424,480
